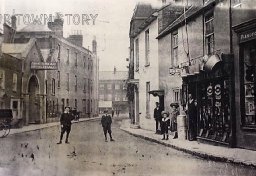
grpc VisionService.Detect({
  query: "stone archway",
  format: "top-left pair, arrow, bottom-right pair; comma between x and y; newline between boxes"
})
28,76 -> 40,123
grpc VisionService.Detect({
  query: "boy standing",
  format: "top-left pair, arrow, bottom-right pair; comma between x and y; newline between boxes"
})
101,110 -> 114,142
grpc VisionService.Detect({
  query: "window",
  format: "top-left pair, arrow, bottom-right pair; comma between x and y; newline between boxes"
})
74,99 -> 77,108
83,56 -> 86,68
52,78 -> 55,95
107,84 -> 112,90
233,0 -> 242,8
107,94 -> 112,101
99,84 -> 104,90
57,71 -> 60,88
12,73 -> 17,92
172,31 -> 178,66
114,94 -> 120,101
115,84 -> 120,90
45,80 -> 48,94
88,58 -> 90,70
173,89 -> 180,103
146,82 -> 150,118
0,70 -> 5,89
82,99 -> 86,113
66,73 -> 69,91
135,38 -> 139,71
205,12 -> 214,55
66,99 -> 69,107
83,78 -> 86,93
67,49 -> 69,64
99,94 -> 104,101
57,44 -> 61,59
145,29 -> 150,66
75,53 -> 78,67
75,75 -> 77,92
242,42 -> 256,127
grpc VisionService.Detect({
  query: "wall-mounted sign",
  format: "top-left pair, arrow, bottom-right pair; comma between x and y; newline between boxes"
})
31,62 -> 58,70
239,29 -> 256,43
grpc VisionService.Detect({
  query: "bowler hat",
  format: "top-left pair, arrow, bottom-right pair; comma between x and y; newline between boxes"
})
170,103 -> 179,108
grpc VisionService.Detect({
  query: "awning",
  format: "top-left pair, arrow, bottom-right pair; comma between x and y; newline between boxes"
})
148,90 -> 164,97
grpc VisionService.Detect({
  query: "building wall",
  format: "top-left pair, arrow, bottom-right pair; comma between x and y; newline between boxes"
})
134,19 -> 159,131
99,79 -> 128,114
232,0 -> 256,150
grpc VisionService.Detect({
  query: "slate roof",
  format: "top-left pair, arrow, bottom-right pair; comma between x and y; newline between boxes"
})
99,71 -> 128,81
1,38 -> 37,59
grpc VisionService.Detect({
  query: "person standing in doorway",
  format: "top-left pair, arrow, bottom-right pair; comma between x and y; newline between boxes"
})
57,107 -> 74,144
101,110 -> 114,142
186,94 -> 197,141
154,102 -> 162,134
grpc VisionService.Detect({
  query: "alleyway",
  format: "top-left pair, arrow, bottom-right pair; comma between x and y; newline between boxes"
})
0,118 -> 255,176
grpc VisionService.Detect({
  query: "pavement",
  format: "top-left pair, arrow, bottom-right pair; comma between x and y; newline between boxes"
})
120,119 -> 256,168
7,117 -> 100,136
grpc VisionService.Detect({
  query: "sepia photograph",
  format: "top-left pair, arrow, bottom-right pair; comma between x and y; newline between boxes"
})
0,0 -> 256,175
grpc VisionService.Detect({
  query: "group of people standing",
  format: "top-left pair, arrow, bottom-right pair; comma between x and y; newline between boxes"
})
154,94 -> 197,141
154,102 -> 179,140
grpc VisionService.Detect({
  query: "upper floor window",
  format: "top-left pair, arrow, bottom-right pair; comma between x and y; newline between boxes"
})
205,11 -> 214,55
115,84 -> 120,90
145,29 -> 150,66
57,44 -> 61,59
67,49 -> 70,64
99,84 -> 104,90
52,78 -> 55,95
57,71 -> 60,88
75,75 -> 78,92
0,70 -> 5,90
83,56 -> 86,68
75,53 -> 78,67
12,73 -> 17,92
107,84 -> 112,90
135,38 -> 139,71
172,31 -> 178,66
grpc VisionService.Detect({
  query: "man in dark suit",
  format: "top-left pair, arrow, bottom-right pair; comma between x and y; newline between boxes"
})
57,107 -> 74,144
154,102 -> 162,134
101,110 -> 114,142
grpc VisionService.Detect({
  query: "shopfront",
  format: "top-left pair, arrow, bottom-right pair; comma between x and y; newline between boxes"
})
182,54 -> 235,146
233,19 -> 256,150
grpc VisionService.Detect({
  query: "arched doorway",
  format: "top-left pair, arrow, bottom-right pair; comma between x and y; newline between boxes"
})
28,76 -> 40,123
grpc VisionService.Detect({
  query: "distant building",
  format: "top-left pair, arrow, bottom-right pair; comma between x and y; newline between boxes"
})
99,68 -> 128,115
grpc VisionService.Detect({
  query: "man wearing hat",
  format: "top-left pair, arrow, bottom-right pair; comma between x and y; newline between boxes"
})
154,102 -> 162,134
101,110 -> 114,142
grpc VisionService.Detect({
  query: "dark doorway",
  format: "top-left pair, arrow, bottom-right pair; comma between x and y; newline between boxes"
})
28,76 -> 40,124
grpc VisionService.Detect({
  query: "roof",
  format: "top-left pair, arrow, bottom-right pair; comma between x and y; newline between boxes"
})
99,71 -> 128,81
19,22 -> 52,33
1,38 -> 41,59
157,1 -> 216,39
132,3 -> 156,20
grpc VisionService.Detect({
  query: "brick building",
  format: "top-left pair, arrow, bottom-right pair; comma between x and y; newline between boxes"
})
99,68 -> 128,115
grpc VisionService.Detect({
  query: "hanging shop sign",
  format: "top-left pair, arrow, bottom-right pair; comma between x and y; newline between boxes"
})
31,62 -> 58,70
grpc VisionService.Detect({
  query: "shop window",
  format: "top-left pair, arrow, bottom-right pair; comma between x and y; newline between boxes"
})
145,29 -> 150,66
242,42 -> 256,127
135,38 -> 139,71
172,31 -> 178,66
12,73 -> 17,92
0,70 -> 5,90
204,11 -> 214,55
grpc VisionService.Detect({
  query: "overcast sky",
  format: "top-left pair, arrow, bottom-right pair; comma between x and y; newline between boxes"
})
0,0 -> 161,71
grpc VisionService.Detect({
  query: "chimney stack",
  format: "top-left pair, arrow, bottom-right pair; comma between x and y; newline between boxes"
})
92,36 -> 97,54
